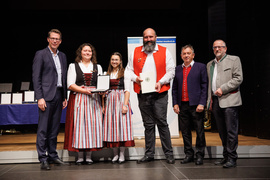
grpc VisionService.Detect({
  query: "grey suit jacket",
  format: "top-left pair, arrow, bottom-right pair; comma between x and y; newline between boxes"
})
207,54 -> 243,108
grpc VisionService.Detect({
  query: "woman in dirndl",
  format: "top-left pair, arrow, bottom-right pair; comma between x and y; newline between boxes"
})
64,43 -> 103,165
103,52 -> 135,164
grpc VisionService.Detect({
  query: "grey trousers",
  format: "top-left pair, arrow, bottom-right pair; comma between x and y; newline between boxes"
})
137,91 -> 173,158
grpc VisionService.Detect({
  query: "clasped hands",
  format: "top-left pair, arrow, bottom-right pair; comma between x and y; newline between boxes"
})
173,104 -> 204,114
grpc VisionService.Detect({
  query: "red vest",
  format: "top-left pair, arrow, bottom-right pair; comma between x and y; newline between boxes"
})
133,45 -> 170,94
181,66 -> 192,101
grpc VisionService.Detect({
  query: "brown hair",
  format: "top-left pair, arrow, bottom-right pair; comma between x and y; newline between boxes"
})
75,43 -> 97,64
48,29 -> 62,39
107,52 -> 124,79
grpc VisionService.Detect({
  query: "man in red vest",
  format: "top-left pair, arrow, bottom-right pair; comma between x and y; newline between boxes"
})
125,28 -> 175,164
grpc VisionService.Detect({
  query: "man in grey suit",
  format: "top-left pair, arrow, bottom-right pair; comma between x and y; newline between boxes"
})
207,40 -> 243,168
32,29 -> 68,170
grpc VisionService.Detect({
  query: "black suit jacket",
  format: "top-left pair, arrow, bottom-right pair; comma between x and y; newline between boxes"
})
32,47 -> 67,101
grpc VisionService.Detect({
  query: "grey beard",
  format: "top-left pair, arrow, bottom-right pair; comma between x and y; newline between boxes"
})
143,41 -> 156,52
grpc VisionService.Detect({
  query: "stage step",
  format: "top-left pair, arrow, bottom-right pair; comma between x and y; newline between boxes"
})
1,145 -> 270,164
1,132 -> 270,164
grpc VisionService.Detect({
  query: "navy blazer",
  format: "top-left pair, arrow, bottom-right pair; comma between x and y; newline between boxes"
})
172,62 -> 208,107
32,47 -> 67,101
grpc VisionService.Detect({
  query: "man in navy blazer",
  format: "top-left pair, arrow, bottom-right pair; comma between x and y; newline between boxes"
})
172,45 -> 208,165
32,29 -> 68,170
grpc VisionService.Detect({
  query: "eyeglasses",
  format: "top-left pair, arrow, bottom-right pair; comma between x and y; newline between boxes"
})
213,46 -> 225,50
49,37 -> 61,41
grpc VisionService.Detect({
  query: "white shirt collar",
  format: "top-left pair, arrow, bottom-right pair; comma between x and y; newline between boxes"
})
48,46 -> 59,55
182,60 -> 195,68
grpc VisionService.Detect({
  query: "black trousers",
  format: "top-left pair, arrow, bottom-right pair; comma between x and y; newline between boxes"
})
179,101 -> 206,158
212,96 -> 239,161
138,91 -> 173,158
36,88 -> 63,162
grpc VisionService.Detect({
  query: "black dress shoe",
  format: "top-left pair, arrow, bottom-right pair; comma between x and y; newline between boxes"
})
166,155 -> 175,164
214,158 -> 227,165
52,158 -> 69,165
223,159 -> 237,168
137,156 -> 154,164
181,156 -> 194,164
195,157 -> 203,165
40,161 -> 51,170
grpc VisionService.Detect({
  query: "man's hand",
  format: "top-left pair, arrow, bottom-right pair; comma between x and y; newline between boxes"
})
215,88 -> 223,97
38,98 -> 47,111
135,76 -> 143,85
62,99 -> 67,109
155,82 -> 161,92
196,104 -> 204,113
173,104 -> 180,114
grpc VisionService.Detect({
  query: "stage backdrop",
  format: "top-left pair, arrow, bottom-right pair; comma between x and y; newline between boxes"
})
127,36 -> 179,138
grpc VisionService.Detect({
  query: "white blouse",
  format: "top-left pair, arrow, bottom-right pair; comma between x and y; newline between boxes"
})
67,62 -> 103,88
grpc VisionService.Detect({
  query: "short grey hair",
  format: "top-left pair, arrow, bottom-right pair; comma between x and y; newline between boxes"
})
181,44 -> 195,54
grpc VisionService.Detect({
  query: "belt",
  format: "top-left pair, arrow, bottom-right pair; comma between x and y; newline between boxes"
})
229,89 -> 239,94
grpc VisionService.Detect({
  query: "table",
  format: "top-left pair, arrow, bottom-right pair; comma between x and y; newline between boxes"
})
0,104 -> 66,125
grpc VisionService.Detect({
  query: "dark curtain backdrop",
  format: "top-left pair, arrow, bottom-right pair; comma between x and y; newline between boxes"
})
4,0 -> 270,139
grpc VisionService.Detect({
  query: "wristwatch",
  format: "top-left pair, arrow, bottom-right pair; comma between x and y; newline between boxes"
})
123,105 -> 128,108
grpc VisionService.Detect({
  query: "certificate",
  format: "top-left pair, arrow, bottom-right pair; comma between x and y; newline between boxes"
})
1,93 -> 11,104
91,75 -> 110,93
24,91 -> 35,102
12,93 -> 23,104
140,72 -> 156,94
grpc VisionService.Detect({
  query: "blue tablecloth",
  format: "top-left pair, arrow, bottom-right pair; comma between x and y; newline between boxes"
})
0,104 -> 66,125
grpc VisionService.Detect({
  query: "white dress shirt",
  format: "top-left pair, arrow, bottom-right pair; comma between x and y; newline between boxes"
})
212,54 -> 227,95
125,44 -> 175,85
67,62 -> 103,88
48,47 -> 62,87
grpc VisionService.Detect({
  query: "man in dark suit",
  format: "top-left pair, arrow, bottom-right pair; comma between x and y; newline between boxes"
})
32,29 -> 68,170
172,45 -> 208,165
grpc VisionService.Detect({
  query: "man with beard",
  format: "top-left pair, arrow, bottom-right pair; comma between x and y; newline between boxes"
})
125,28 -> 175,164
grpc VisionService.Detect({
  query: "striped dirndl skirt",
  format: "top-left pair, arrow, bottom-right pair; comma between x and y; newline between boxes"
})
103,89 -> 134,143
72,86 -> 103,149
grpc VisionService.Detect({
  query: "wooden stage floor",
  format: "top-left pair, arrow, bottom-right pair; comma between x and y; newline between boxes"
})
1,131 -> 270,152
